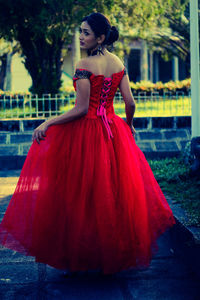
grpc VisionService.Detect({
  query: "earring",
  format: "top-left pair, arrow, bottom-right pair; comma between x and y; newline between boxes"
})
89,44 -> 104,56
97,44 -> 104,55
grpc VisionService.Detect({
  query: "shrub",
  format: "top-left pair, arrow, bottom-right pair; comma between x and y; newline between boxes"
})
130,78 -> 191,96
0,78 -> 191,97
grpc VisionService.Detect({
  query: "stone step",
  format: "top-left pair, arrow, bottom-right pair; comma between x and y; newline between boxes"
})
0,156 -> 26,170
0,131 -> 32,145
0,129 -> 191,169
0,129 -> 191,145
0,129 -> 190,150
0,116 -> 192,132
0,144 -> 31,156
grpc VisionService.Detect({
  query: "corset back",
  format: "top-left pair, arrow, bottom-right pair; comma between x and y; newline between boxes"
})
73,68 -> 126,138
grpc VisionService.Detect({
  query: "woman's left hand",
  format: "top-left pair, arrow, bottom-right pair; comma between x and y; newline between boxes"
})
32,121 -> 49,144
130,125 -> 136,138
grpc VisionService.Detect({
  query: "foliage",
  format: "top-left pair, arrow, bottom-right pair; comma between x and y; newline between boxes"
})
147,0 -> 190,60
0,0 -> 190,96
0,90 -> 31,97
180,140 -> 194,166
148,157 -> 200,227
109,0 -> 189,59
0,77 -> 191,97
129,78 -> 191,94
59,86 -> 76,95
0,0 -> 114,97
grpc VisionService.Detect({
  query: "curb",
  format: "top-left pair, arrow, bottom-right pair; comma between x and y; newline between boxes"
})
167,197 -> 200,279
0,156 -> 26,170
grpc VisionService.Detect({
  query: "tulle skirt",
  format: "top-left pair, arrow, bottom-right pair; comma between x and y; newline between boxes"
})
0,115 -> 175,274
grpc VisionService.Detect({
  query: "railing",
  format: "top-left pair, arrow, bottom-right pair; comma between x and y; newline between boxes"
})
0,91 -> 191,119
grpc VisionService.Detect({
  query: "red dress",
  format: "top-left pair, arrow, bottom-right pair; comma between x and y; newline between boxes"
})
0,68 -> 175,274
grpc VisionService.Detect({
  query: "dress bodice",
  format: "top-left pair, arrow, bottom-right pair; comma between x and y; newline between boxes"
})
73,68 -> 126,138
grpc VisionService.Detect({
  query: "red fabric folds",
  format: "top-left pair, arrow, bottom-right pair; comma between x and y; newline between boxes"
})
0,69 -> 175,274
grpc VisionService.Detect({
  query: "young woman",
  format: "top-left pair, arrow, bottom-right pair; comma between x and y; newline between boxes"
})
0,13 -> 175,275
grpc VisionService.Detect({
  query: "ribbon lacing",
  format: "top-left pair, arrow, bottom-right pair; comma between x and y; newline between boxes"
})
97,78 -> 113,139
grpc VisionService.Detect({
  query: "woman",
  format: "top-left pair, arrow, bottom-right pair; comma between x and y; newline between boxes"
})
0,13 -> 175,275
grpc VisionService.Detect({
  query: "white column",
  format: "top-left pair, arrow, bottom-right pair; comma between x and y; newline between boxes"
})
4,52 -> 12,91
149,51 -> 153,82
140,40 -> 148,81
72,27 -> 81,72
172,56 -> 179,81
154,52 -> 159,82
124,53 -> 129,73
190,0 -> 200,138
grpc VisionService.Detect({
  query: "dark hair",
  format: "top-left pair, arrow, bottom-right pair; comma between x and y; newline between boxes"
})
82,12 -> 119,46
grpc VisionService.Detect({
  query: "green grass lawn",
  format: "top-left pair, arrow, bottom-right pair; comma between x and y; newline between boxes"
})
114,96 -> 191,117
0,107 -> 35,118
0,96 -> 191,118
148,157 -> 200,227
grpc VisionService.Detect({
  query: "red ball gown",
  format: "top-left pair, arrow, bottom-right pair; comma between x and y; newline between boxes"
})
0,68 -> 175,274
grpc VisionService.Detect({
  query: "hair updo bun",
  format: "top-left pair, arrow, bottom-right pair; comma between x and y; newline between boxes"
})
82,13 -> 119,47
106,26 -> 119,45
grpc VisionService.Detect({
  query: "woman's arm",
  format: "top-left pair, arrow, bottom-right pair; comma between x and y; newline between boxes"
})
119,74 -> 136,136
32,79 -> 90,144
47,78 -> 90,126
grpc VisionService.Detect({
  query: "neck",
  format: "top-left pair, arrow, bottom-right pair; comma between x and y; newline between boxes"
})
88,46 -> 106,57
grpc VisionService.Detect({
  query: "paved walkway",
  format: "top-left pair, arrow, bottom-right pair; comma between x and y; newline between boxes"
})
0,170 -> 20,199
0,172 -> 199,299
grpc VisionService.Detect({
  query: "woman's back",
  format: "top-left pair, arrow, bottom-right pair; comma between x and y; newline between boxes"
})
73,52 -> 126,140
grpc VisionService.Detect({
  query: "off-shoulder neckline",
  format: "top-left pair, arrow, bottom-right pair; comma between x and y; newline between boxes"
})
75,67 -> 125,79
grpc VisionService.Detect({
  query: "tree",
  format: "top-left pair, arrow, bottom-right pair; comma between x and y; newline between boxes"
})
109,0 -> 189,61
0,0 -> 114,98
146,0 -> 190,60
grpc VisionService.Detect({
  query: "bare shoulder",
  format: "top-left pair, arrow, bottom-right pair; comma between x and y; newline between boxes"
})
75,51 -> 124,75
108,52 -> 124,70
76,57 -> 93,70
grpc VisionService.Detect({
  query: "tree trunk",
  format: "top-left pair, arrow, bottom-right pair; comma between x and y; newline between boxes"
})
0,54 -> 7,90
18,32 -> 64,114
26,39 -> 64,96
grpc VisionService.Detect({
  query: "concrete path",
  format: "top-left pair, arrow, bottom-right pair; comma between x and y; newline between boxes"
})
0,170 -> 20,199
0,172 -> 199,300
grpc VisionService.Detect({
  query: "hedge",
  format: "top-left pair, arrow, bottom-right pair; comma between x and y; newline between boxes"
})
0,78 -> 191,97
